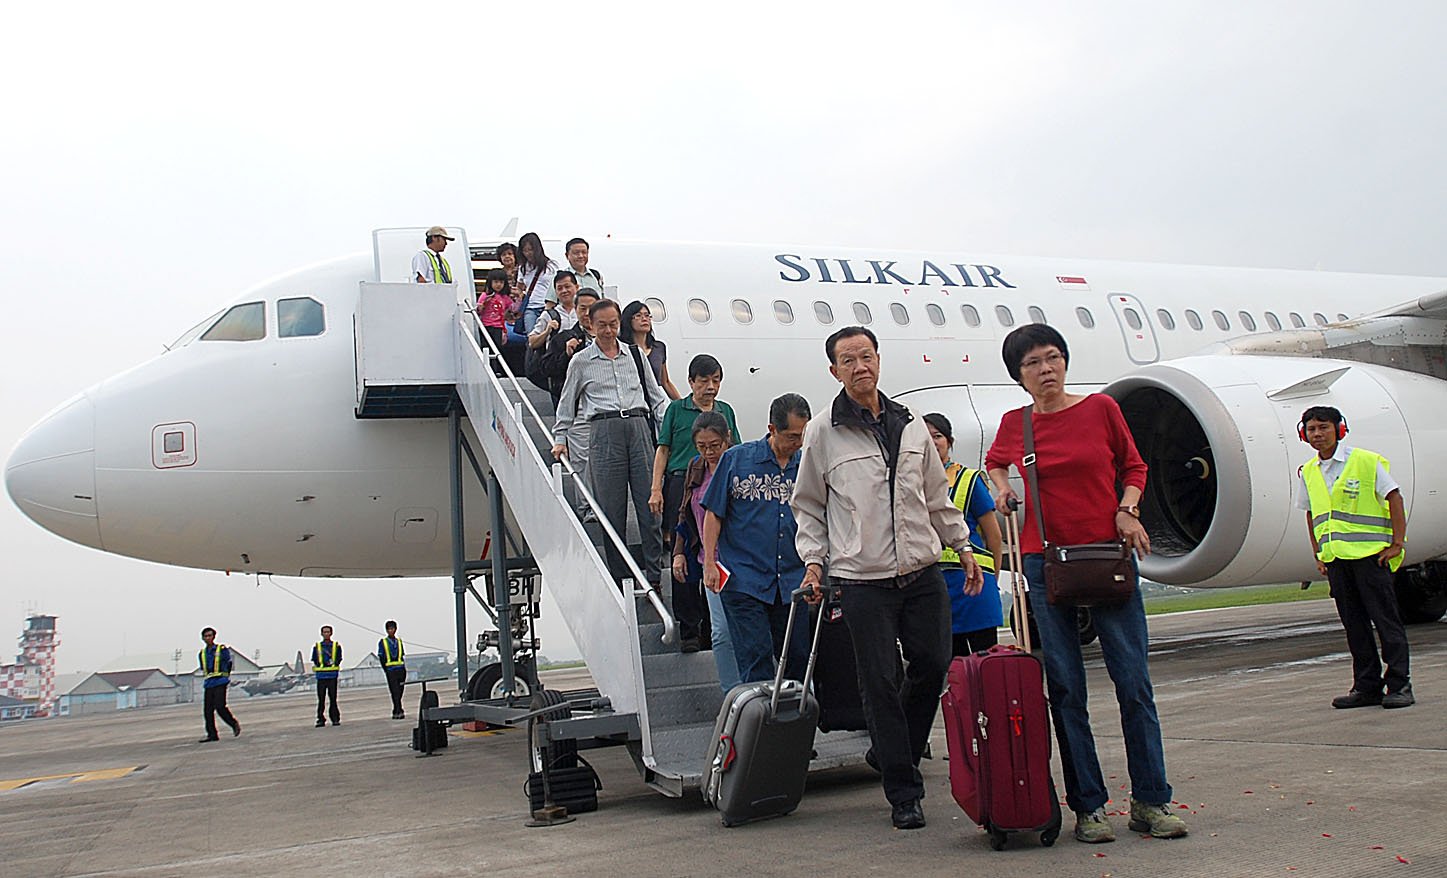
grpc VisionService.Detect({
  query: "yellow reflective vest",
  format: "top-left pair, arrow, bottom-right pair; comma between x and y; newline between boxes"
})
940,463 -> 997,573
380,637 -> 404,668
200,644 -> 228,678
425,251 -> 452,284
313,641 -> 342,673
1303,448 -> 1403,572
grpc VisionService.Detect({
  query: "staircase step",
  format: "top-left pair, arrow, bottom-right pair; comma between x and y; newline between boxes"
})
644,682 -> 725,728
637,622 -> 671,655
641,720 -> 716,785
642,650 -> 721,689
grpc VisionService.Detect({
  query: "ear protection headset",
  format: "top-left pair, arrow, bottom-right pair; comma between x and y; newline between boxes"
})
1297,415 -> 1348,442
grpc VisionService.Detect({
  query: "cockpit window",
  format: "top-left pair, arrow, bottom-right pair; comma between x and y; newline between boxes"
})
169,309 -> 224,349
200,302 -> 266,342
278,297 -> 325,338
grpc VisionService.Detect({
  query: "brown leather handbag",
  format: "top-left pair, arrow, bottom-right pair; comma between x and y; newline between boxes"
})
1020,405 -> 1137,607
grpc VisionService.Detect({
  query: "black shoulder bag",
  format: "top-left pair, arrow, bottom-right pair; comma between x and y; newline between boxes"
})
1020,404 -> 1137,607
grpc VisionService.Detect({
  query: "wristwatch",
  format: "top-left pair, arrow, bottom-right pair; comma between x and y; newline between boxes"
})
1117,505 -> 1140,518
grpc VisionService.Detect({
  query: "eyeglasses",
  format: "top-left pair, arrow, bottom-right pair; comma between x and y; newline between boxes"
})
1020,351 -> 1065,371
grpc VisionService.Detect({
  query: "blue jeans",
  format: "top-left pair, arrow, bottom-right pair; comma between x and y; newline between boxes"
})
719,588 -> 810,686
706,587 -> 740,692
1023,554 -> 1172,812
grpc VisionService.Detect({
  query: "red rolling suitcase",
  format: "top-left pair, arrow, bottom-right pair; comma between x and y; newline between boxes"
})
940,503 -> 1062,850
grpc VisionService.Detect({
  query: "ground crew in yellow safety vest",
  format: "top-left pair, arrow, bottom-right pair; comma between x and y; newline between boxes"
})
198,626 -> 241,742
311,625 -> 343,727
1295,405 -> 1414,710
378,620 -> 407,720
412,225 -> 454,283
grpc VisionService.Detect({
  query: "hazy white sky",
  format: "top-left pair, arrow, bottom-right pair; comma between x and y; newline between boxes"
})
3,2 -> 1445,676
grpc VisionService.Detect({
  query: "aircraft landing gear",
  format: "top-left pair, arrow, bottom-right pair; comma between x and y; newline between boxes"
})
1394,561 -> 1447,624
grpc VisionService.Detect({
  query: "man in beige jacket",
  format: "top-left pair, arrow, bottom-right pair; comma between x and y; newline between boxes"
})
794,325 -> 981,831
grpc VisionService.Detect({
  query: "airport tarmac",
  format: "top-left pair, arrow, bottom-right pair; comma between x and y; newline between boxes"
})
1,599 -> 1442,878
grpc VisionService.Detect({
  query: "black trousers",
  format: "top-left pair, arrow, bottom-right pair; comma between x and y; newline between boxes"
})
1326,557 -> 1411,693
203,685 -> 238,738
838,565 -> 951,806
664,470 -> 708,640
385,667 -> 406,715
951,626 -> 999,657
316,678 -> 340,722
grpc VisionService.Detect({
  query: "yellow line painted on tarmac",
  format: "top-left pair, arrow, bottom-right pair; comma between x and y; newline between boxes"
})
0,765 -> 144,792
453,728 -> 512,739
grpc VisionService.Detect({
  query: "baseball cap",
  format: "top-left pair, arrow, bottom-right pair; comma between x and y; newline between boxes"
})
426,226 -> 455,241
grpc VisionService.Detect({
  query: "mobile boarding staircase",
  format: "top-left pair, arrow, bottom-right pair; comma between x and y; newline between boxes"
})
353,229 -> 869,807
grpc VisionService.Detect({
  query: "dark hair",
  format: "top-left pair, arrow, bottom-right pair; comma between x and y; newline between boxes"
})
385,620 -> 397,629
321,625 -> 333,634
485,268 -> 509,290
575,287 -> 601,304
923,412 -> 953,444
201,627 -> 216,637
517,232 -> 549,272
1300,405 -> 1344,429
565,237 -> 588,254
496,242 -> 517,262
589,299 -> 620,320
620,300 -> 657,347
824,325 -> 878,363
553,270 -> 577,287
1001,324 -> 1070,383
688,353 -> 723,381
769,393 -> 812,430
692,411 -> 732,444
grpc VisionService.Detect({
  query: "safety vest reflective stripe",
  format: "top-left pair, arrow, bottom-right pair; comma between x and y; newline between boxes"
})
940,465 -> 997,573
425,252 -> 452,284
200,646 -> 227,678
314,642 -> 341,672
1303,449 -> 1402,572
382,638 -> 404,667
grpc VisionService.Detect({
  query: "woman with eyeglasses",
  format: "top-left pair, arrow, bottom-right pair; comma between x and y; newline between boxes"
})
984,323 -> 1186,845
621,300 -> 681,400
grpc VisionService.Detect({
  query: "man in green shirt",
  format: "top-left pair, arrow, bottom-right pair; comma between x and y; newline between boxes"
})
650,353 -> 739,651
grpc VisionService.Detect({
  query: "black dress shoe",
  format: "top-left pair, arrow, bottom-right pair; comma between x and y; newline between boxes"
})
1382,684 -> 1415,709
891,799 -> 926,830
1332,689 -> 1383,709
680,637 -> 700,654
198,736 -> 219,743
315,719 -> 326,728
232,723 -> 241,737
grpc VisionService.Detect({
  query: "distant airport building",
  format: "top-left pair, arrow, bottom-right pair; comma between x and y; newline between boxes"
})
345,650 -> 452,688
0,614 -> 60,719
61,669 -> 182,716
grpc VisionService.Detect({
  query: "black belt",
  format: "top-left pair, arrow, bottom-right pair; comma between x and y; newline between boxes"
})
589,407 -> 649,422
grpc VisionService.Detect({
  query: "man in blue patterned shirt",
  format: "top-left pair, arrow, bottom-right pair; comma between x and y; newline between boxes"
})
701,393 -> 812,684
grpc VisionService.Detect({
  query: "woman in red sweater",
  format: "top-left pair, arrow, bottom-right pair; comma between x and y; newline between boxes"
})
985,324 -> 1187,844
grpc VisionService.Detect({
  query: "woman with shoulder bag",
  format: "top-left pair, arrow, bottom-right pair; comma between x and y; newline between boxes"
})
984,324 -> 1187,845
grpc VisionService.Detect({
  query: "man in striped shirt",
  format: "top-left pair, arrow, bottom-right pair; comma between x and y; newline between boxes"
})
552,299 -> 671,586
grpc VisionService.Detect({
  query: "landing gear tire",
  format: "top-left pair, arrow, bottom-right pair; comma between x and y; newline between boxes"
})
1394,562 -> 1447,624
467,661 -> 535,701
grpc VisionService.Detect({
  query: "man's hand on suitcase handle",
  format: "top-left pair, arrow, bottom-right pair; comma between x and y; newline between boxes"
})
800,565 -> 825,605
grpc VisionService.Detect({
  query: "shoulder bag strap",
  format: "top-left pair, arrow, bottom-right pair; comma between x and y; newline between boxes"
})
628,344 -> 660,437
1020,404 -> 1049,547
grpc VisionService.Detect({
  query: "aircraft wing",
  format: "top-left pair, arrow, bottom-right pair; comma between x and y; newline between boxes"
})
1365,287 -> 1447,320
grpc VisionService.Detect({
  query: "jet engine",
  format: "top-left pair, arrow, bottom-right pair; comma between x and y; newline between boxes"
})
1104,354 -> 1447,621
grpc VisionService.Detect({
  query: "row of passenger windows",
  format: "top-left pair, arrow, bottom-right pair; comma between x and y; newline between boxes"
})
661,296 -> 1349,333
191,297 -> 326,343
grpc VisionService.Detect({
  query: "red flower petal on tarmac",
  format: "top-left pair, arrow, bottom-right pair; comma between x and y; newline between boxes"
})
1322,833 -> 1333,838
1177,804 -> 1190,810
1306,801 -> 1314,805
1093,853 -> 1107,858
1243,790 -> 1254,795
1369,846 -> 1384,850
1348,806 -> 1358,812
1396,855 -> 1411,864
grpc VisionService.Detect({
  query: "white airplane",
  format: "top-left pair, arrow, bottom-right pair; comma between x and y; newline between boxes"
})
8,229 -> 1447,626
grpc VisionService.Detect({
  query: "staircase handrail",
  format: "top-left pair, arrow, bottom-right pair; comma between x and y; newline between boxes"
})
459,306 -> 677,644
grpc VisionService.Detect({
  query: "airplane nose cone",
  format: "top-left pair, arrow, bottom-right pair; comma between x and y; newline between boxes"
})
5,395 -> 101,550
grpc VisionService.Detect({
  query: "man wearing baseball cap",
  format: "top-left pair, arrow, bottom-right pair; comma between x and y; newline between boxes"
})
412,226 -> 455,284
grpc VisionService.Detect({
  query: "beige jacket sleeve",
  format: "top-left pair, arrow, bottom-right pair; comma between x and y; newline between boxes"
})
920,425 -> 971,553
792,416 -> 831,569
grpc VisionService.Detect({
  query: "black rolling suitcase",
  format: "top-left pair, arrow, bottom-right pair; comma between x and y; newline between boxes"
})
702,587 -> 825,826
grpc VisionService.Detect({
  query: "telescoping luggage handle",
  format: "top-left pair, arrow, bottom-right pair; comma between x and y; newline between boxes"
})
1003,498 -> 1033,654
769,585 -> 828,715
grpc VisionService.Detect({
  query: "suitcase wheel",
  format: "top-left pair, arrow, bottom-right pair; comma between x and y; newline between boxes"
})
1040,826 -> 1059,847
989,829 -> 1007,851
